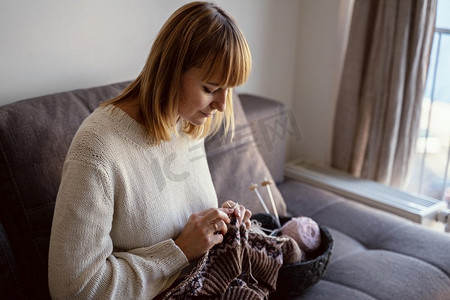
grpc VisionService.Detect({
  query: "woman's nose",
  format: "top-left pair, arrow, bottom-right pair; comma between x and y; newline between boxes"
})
212,90 -> 227,112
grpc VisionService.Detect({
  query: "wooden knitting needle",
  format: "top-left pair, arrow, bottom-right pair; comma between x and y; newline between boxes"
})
250,183 -> 271,214
262,178 -> 281,227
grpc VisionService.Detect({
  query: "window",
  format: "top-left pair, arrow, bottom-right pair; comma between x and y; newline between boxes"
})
406,0 -> 450,202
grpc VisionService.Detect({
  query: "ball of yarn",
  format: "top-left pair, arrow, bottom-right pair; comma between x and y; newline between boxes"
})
281,217 -> 321,253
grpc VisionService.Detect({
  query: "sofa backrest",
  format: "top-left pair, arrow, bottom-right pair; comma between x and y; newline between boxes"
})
0,83 -> 287,299
238,93 -> 288,183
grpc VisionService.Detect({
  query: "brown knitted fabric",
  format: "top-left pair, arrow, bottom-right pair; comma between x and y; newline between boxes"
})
163,217 -> 301,299
280,235 -> 303,265
245,231 -> 301,291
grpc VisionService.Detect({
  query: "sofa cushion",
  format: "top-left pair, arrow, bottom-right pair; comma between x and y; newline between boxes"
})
0,82 -> 129,299
0,223 -> 21,299
299,280 -> 377,300
205,92 -> 287,216
239,94 -> 293,184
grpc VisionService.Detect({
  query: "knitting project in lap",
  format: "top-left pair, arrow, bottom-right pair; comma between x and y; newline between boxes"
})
163,218 -> 301,299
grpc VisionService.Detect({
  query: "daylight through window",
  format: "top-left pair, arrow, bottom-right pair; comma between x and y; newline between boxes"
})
406,0 -> 450,203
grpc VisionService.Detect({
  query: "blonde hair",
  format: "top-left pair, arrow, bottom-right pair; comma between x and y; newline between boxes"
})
103,1 -> 252,143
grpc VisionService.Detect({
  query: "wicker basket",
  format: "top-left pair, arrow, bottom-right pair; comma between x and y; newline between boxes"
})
251,214 -> 334,298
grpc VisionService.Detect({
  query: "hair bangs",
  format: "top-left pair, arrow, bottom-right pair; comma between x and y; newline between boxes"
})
201,27 -> 251,89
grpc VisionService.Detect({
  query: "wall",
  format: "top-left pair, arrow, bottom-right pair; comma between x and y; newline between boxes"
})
0,0 -> 300,108
0,0 -> 353,166
288,0 -> 354,164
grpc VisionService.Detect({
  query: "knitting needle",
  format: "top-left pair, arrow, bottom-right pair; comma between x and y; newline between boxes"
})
262,178 -> 281,228
250,183 -> 271,214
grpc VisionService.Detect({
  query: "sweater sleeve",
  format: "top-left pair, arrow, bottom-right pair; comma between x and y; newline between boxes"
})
48,160 -> 189,300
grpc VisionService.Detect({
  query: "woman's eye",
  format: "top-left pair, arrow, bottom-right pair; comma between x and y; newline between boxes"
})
203,86 -> 213,94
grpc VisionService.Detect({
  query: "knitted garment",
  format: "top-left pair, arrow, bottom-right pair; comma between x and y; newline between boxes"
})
48,105 -> 218,299
163,217 -> 301,299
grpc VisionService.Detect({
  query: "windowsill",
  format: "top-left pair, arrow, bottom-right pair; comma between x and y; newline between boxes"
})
285,159 -> 448,232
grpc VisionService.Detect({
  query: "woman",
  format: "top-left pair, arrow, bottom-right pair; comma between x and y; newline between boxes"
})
48,2 -> 252,299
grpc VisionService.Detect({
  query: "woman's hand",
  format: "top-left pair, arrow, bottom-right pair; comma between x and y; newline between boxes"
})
221,201 -> 252,230
174,207 -> 234,262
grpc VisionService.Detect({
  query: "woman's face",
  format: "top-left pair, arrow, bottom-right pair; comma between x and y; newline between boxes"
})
178,68 -> 229,125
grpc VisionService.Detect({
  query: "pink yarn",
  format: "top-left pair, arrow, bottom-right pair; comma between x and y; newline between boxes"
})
281,217 -> 321,253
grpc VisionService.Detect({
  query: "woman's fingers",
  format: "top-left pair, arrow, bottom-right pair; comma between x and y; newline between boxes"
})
209,231 -> 224,245
221,201 -> 252,229
233,204 -> 244,225
211,219 -> 228,235
200,206 -> 233,219
243,208 -> 252,229
222,201 -> 242,222
206,207 -> 233,223
222,201 -> 235,209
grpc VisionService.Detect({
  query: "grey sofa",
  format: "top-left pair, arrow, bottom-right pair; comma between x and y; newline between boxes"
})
1,82 -> 449,300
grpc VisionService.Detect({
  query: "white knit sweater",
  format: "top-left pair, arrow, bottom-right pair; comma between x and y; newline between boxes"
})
48,105 -> 218,299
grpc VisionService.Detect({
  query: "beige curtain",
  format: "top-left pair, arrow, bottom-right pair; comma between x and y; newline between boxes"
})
332,0 -> 437,187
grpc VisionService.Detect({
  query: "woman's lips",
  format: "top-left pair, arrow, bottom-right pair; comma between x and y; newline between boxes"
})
201,111 -> 214,117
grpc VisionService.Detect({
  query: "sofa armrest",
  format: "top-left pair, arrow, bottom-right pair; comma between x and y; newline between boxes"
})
238,94 -> 287,184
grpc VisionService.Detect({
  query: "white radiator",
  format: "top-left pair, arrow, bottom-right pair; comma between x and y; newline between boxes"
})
285,160 -> 448,225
